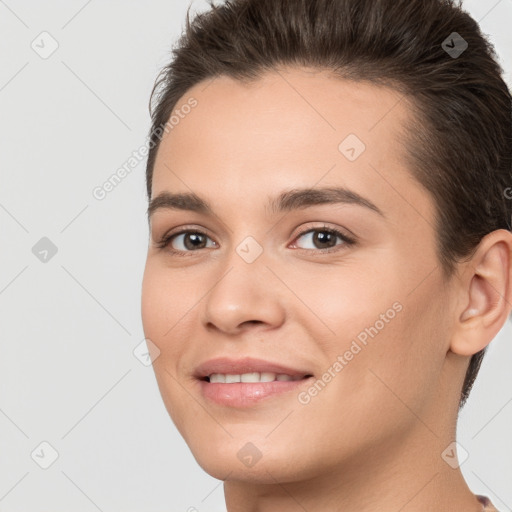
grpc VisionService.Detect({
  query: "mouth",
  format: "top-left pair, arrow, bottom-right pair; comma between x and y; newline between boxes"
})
200,372 -> 313,383
193,357 -> 315,408
194,356 -> 314,382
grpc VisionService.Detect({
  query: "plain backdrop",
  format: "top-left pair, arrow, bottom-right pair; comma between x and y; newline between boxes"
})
0,1 -> 511,511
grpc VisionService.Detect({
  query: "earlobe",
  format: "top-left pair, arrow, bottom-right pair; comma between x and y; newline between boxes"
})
450,230 -> 512,357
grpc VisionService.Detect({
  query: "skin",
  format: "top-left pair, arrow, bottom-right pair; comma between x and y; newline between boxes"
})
141,67 -> 512,512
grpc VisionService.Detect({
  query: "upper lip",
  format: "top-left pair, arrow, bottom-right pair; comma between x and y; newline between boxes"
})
194,357 -> 313,379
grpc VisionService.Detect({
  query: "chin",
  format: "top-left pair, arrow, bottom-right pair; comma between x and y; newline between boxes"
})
185,435 -> 320,484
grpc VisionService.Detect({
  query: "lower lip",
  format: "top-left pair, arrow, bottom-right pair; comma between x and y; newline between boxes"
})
198,377 -> 313,408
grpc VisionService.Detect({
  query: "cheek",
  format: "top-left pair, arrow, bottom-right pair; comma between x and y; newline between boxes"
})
141,262 -> 197,348
290,262 -> 401,346
339,278 -> 450,417
300,263 -> 442,408
141,263 -> 197,431
141,266 -> 168,345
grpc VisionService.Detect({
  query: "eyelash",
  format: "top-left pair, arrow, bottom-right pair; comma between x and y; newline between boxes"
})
155,225 -> 356,257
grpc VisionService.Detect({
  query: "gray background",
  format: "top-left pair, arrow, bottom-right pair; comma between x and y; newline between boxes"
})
0,1 -> 511,511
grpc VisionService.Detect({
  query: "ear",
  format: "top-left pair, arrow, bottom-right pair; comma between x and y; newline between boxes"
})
450,229 -> 512,357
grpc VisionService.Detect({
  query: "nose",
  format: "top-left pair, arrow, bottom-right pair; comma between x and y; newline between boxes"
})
201,255 -> 286,335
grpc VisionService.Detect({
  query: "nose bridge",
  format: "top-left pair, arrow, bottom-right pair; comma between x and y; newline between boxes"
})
201,237 -> 286,333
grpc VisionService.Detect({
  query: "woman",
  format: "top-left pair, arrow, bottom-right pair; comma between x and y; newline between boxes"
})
141,0 -> 511,510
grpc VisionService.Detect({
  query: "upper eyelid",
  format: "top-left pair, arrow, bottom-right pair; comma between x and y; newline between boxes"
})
162,224 -> 345,239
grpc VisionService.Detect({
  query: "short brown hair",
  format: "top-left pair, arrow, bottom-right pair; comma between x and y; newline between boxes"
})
145,0 -> 512,409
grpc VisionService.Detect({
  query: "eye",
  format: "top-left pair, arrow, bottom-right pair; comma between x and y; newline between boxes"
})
290,226 -> 355,252
155,224 -> 355,256
156,229 -> 217,254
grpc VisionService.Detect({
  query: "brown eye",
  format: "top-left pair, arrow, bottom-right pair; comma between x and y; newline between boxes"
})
177,232 -> 209,250
157,230 -> 217,253
292,227 -> 355,251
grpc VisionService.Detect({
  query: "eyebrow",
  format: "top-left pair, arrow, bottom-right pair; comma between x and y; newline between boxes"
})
147,186 -> 385,220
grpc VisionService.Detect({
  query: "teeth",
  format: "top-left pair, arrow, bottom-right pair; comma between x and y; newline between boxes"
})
209,373 -> 226,383
208,372 -> 302,383
241,372 -> 260,383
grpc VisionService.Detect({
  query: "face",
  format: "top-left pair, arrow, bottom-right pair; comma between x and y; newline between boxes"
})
141,67 -> 459,483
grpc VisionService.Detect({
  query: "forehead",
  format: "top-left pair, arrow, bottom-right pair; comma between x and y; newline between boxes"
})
152,67 -> 432,225
156,67 -> 407,163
